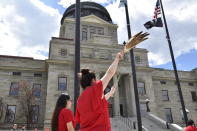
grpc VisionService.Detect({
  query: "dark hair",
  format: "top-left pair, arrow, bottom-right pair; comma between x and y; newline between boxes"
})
80,68 -> 96,89
187,119 -> 194,126
51,94 -> 70,131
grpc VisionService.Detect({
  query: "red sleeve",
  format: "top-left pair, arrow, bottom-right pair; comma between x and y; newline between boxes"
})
94,80 -> 103,99
92,80 -> 103,112
63,109 -> 74,123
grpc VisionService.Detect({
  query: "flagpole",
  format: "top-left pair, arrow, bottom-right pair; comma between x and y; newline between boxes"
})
159,0 -> 188,125
74,0 -> 81,114
121,1 -> 143,130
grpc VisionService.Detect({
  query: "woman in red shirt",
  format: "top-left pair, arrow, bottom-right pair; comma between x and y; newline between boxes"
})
51,93 -> 75,131
75,52 -> 124,131
186,119 -> 197,131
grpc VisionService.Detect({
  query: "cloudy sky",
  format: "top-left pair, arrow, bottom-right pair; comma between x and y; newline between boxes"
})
0,0 -> 196,71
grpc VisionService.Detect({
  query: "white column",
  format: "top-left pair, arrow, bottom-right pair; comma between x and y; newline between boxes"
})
123,74 -> 134,117
113,74 -> 120,116
96,72 -> 100,80
129,73 -> 137,116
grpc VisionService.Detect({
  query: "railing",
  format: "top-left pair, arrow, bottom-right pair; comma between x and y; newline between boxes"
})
117,116 -> 150,131
116,114 -> 183,131
145,113 -> 183,131
142,125 -> 149,131
117,116 -> 133,130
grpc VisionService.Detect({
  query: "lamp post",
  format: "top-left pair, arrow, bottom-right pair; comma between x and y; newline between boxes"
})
145,99 -> 150,112
119,0 -> 142,131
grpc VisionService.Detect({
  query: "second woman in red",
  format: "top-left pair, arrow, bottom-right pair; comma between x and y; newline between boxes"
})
51,93 -> 75,131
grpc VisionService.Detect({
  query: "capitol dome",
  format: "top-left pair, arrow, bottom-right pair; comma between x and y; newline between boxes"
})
61,1 -> 112,24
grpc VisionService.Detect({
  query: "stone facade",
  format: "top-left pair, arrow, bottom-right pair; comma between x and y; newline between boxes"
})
0,3 -> 196,130
0,56 -> 47,129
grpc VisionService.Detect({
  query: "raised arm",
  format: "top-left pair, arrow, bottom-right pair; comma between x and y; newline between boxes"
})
101,52 -> 123,91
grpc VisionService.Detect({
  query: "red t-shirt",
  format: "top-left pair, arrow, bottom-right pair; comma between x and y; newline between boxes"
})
186,126 -> 197,131
58,108 -> 75,131
75,80 -> 111,131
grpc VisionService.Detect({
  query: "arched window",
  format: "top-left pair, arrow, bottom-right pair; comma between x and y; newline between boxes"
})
90,26 -> 96,38
82,31 -> 87,40
82,26 -> 88,40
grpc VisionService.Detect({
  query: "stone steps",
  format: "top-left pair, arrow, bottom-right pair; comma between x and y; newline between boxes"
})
111,116 -> 171,131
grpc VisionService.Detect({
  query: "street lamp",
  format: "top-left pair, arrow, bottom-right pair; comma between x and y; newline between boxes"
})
119,0 -> 142,131
145,99 -> 150,112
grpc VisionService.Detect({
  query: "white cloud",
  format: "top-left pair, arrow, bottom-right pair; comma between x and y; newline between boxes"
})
58,0 -> 112,8
0,0 -> 196,67
105,0 -> 197,66
0,0 -> 61,59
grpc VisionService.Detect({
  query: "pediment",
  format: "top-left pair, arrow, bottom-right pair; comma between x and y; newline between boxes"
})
81,15 -> 111,25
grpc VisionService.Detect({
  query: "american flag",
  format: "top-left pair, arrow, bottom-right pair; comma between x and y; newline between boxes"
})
153,0 -> 161,19
144,0 -> 163,29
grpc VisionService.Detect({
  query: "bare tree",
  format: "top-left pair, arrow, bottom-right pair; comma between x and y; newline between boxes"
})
18,81 -> 37,129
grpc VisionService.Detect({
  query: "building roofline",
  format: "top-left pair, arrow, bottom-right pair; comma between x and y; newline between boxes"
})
0,55 -> 46,62
0,55 -> 34,60
151,67 -> 192,72
52,37 -> 74,41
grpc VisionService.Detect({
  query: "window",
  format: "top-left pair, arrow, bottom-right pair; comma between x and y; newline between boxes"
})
188,82 -> 194,86
97,27 -> 104,35
82,31 -> 87,40
164,108 -> 173,123
135,56 -> 141,64
90,26 -> 96,38
34,73 -> 42,77
137,82 -> 146,96
9,82 -> 19,96
60,49 -> 67,56
162,90 -> 169,101
13,72 -> 21,76
82,26 -> 88,40
191,91 -> 197,102
58,77 -> 67,90
31,105 -> 39,123
5,105 -> 16,123
60,26 -> 65,37
160,81 -> 166,84
32,84 -> 41,97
